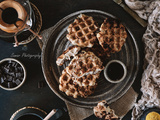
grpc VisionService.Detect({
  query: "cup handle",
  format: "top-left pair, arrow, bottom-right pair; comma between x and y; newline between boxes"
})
13,34 -> 19,47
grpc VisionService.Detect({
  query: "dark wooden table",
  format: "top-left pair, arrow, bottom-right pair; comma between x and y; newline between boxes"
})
0,0 -> 146,119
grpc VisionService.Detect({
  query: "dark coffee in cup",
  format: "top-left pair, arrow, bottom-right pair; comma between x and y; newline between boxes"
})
104,60 -> 127,83
17,115 -> 42,120
2,7 -> 18,24
107,62 -> 124,81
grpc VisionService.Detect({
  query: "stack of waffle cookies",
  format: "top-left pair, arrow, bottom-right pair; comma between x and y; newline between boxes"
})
56,14 -> 127,98
58,50 -> 103,98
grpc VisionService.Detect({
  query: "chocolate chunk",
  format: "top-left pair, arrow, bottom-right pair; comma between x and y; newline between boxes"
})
4,67 -> 9,73
7,76 -> 13,82
18,66 -> 23,71
15,79 -> 21,85
11,61 -> 16,67
7,82 -> 13,88
9,72 -> 15,76
8,60 -> 12,64
2,76 -> 7,81
16,72 -> 22,78
7,63 -> 11,69
0,77 -> 4,84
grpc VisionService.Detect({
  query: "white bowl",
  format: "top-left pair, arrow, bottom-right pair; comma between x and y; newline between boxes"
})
0,58 -> 26,90
104,60 -> 127,83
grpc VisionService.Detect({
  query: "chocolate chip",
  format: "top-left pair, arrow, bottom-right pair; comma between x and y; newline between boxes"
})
4,67 -> 9,73
15,79 -> 21,85
16,72 -> 22,78
0,77 -> 4,84
7,76 -> 13,82
9,72 -> 15,76
7,82 -> 13,88
8,60 -> 12,64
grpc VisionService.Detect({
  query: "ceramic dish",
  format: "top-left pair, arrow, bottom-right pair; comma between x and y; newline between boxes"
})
10,106 -> 47,120
41,9 -> 140,107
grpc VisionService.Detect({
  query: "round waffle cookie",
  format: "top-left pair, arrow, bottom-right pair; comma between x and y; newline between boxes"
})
66,14 -> 99,48
59,70 -> 100,98
97,18 -> 127,53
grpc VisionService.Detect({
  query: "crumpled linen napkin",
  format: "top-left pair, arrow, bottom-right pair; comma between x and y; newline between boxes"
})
125,0 -> 160,119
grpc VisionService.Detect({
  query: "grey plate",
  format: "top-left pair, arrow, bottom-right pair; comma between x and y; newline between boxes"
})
41,10 -> 139,108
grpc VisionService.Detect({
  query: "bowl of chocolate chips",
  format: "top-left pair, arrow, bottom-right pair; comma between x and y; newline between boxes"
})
0,58 -> 26,90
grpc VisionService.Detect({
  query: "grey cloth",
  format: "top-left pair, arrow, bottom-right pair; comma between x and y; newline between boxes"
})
125,0 -> 160,119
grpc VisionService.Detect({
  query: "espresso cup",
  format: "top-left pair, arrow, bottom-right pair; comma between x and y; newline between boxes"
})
10,106 -> 47,120
104,60 -> 127,83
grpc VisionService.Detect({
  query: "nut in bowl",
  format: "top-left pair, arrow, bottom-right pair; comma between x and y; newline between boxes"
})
0,58 -> 26,90
104,60 -> 127,83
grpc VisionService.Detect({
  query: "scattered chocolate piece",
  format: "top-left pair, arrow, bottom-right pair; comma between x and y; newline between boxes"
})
0,60 -> 24,88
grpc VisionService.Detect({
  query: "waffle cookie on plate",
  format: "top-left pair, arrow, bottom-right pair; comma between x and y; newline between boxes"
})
56,46 -> 81,66
66,14 -> 98,48
97,18 -> 127,53
58,51 -> 104,98
59,69 -> 100,98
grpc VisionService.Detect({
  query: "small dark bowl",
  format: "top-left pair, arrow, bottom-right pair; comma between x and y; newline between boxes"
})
0,58 -> 26,90
140,108 -> 160,120
10,106 -> 47,120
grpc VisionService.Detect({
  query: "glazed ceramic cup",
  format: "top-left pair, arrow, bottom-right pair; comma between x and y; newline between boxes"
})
10,106 -> 47,120
0,58 -> 26,90
104,60 -> 127,83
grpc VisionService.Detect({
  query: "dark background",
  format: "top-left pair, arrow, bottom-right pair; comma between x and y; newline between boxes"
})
0,0 -> 146,119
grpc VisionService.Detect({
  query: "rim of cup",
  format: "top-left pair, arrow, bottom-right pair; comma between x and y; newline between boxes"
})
104,60 -> 127,83
0,58 -> 26,91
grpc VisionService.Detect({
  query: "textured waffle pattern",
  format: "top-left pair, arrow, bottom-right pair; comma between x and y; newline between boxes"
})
59,51 -> 104,98
59,70 -> 99,98
66,50 -> 104,79
84,42 -> 111,61
97,18 -> 127,53
56,46 -> 81,66
66,14 -> 98,47
94,100 -> 119,120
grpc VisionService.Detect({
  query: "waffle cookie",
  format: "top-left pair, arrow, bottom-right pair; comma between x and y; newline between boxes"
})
56,46 -> 81,66
66,14 -> 98,48
97,18 -> 127,53
84,42 -> 111,61
94,100 -> 119,120
59,69 -> 99,98
66,50 -> 104,79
